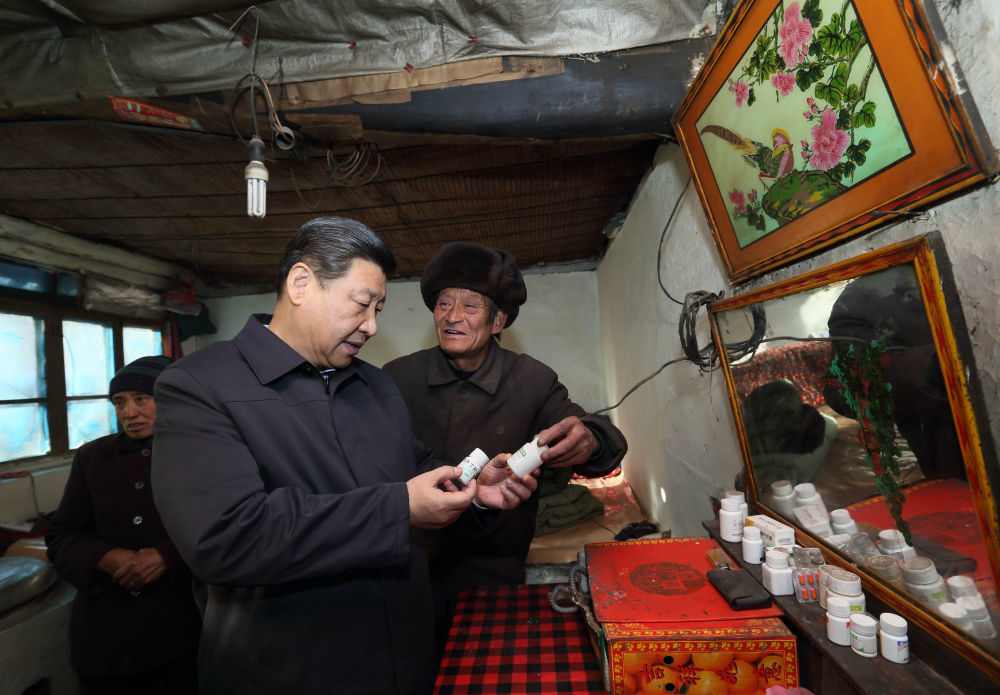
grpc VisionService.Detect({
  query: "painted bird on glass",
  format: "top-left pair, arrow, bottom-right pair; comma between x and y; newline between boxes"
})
700,123 -> 847,223
700,125 -> 795,183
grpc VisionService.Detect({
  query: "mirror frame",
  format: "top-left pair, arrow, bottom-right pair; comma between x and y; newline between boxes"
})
709,232 -> 1000,680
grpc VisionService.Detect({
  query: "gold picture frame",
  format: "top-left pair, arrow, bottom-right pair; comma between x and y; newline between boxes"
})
673,0 -> 998,282
710,232 -> 1000,681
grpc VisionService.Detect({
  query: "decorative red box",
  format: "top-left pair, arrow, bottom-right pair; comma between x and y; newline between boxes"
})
585,537 -> 798,695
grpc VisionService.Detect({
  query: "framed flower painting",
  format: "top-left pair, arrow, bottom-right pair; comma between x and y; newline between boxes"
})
673,0 -> 998,282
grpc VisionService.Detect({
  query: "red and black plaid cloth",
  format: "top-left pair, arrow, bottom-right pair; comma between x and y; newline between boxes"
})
434,584 -> 605,694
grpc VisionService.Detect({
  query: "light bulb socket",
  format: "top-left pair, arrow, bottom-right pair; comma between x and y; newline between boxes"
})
245,160 -> 269,182
248,135 -> 266,163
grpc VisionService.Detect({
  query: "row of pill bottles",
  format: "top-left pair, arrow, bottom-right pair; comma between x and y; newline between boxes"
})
827,601 -> 909,664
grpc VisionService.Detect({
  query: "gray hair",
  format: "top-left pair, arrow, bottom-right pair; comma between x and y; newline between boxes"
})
276,217 -> 396,294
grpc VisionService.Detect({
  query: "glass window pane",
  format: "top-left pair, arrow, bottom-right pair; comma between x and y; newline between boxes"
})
0,258 -> 54,294
123,326 -> 162,365
63,320 -> 113,397
0,403 -> 49,461
68,398 -> 116,449
57,273 -> 80,297
0,313 -> 45,400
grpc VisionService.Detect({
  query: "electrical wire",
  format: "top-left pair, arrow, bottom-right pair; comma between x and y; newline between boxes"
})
590,357 -> 689,417
589,175 -> 768,417
289,142 -> 385,209
226,7 -> 290,147
656,178 -> 691,305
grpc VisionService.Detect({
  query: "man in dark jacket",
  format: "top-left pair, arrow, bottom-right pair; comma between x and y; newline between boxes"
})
150,218 -> 536,695
47,355 -> 201,695
382,241 -> 627,648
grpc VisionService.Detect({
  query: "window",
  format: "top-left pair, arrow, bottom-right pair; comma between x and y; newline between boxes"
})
0,313 -> 47,460
0,268 -> 163,465
63,319 -> 116,450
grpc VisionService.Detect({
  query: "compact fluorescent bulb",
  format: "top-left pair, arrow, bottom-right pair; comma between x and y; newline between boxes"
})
245,136 -> 268,218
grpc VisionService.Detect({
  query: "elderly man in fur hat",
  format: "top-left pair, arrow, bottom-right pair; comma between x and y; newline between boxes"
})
383,241 -> 627,648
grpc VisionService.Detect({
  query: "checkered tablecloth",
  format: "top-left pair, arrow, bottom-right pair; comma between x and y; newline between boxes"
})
434,584 -> 606,695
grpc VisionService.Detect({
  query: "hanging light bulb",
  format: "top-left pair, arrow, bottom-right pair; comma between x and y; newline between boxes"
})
245,136 -> 268,218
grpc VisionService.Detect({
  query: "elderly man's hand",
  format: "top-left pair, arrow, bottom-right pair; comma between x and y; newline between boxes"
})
474,453 -> 538,510
537,416 -> 598,468
407,466 -> 476,529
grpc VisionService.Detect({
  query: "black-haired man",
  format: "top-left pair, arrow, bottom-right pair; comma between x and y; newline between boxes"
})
151,218 -> 536,695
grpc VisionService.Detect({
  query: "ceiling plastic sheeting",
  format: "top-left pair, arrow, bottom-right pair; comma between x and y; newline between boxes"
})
0,0 -> 714,109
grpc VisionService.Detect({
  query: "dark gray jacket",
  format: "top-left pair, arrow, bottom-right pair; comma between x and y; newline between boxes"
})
152,314 -> 441,695
383,341 -> 627,586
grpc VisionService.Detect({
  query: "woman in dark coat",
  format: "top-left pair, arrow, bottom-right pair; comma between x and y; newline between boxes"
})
46,356 -> 201,695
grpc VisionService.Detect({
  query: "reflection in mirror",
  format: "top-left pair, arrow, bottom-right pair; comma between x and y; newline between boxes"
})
711,235 -> 1000,672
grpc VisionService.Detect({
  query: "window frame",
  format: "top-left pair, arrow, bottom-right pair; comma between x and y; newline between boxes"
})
0,294 -> 165,470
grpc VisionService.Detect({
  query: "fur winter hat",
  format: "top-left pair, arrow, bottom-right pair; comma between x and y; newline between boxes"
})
420,242 -> 527,327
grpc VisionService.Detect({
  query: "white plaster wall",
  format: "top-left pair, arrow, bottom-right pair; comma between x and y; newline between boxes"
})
597,146 -> 744,538
185,272 -> 610,415
599,0 -> 1000,538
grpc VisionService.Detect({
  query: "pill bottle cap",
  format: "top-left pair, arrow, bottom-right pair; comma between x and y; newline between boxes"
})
900,556 -> 938,584
794,482 -> 816,497
771,480 -> 794,496
851,613 -> 877,635
765,549 -> 789,568
463,448 -> 488,466
878,529 -> 908,549
743,526 -> 761,540
866,554 -> 902,579
830,509 -> 852,523
720,498 -> 741,512
946,575 -> 978,598
956,595 -> 988,620
879,613 -> 907,635
939,602 -> 967,621
827,568 -> 862,595
826,595 -> 851,617
724,489 -> 745,503
817,564 -> 836,585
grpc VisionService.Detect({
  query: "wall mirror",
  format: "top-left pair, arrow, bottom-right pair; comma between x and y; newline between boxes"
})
710,232 -> 1000,679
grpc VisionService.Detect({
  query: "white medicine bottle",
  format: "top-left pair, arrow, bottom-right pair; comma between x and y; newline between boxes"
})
742,525 -> 763,564
769,480 -> 798,517
830,508 -> 858,535
724,489 -> 749,524
719,497 -> 744,542
877,529 -> 916,559
793,482 -> 828,516
956,595 -> 997,639
850,614 -> 878,658
945,575 -> 979,599
939,602 -> 974,632
826,568 -> 866,614
900,556 -> 948,609
825,595 -> 852,646
879,613 -> 909,664
456,448 -> 489,485
507,438 -> 549,477
761,548 -> 794,596
866,555 -> 906,591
